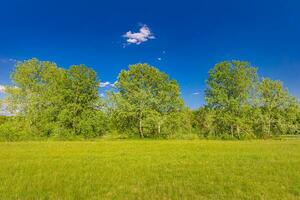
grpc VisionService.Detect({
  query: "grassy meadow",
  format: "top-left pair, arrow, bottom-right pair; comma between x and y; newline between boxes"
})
0,140 -> 299,200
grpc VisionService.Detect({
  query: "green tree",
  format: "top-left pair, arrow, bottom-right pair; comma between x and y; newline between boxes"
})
5,58 -> 106,138
6,58 -> 64,135
192,107 -> 215,137
57,65 -> 104,137
110,63 -> 184,138
258,78 -> 299,136
205,61 -> 258,138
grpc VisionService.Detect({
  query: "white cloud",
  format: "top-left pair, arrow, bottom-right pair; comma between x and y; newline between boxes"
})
193,92 -> 200,95
8,58 -> 17,63
0,85 -> 6,93
99,81 -> 116,88
100,82 -> 110,87
100,93 -> 105,97
0,58 -> 17,64
123,25 -> 155,45
157,57 -> 162,61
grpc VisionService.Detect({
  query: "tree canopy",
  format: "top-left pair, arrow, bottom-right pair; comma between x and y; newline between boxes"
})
0,58 -> 299,141
109,63 -> 186,138
3,59 -> 106,139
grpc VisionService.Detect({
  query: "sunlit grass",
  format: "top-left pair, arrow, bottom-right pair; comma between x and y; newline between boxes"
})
0,140 -> 299,199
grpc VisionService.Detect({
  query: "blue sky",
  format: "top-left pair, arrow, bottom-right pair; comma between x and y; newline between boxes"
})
0,0 -> 300,109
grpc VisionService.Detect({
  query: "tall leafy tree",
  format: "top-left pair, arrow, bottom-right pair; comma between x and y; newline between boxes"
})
6,58 -> 64,134
111,63 -> 184,137
258,78 -> 299,136
5,58 -> 106,138
205,61 -> 258,138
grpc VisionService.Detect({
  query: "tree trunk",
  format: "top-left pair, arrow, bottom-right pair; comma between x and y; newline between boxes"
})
231,125 -> 234,137
236,125 -> 240,139
157,122 -> 161,135
268,113 -> 271,136
268,119 -> 271,136
139,118 -> 144,138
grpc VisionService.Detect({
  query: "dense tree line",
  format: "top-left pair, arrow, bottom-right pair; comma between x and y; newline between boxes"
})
0,58 -> 299,140
195,61 -> 300,139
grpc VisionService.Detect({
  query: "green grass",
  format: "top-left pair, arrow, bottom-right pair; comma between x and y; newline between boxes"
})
0,140 -> 299,200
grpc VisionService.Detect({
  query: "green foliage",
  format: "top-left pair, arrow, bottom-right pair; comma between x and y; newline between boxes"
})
0,58 -> 299,140
192,107 -> 215,136
0,116 -> 9,125
201,60 -> 300,139
162,109 -> 193,137
3,59 -> 107,140
0,117 -> 34,141
205,61 -> 258,138
109,63 -> 188,138
257,78 -> 299,137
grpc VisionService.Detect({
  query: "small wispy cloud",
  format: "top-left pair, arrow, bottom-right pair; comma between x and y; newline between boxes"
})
8,58 -> 17,63
123,25 -> 155,45
0,58 -> 17,64
0,85 -> 6,94
99,81 -> 117,88
99,82 -> 114,88
157,57 -> 162,61
193,92 -> 200,95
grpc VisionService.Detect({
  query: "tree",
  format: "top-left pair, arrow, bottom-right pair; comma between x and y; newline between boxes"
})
205,61 -> 258,138
192,107 -> 215,137
110,63 -> 184,138
57,65 -> 104,137
258,78 -> 299,136
5,58 -> 106,138
6,58 -> 64,135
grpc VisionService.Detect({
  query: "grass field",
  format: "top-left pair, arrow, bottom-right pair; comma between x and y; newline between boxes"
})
0,140 -> 299,200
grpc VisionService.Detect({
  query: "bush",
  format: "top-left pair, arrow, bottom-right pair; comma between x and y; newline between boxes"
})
0,118 -> 33,141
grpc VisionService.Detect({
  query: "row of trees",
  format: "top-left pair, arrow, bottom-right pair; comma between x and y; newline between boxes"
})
194,61 -> 299,139
0,59 -> 299,140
